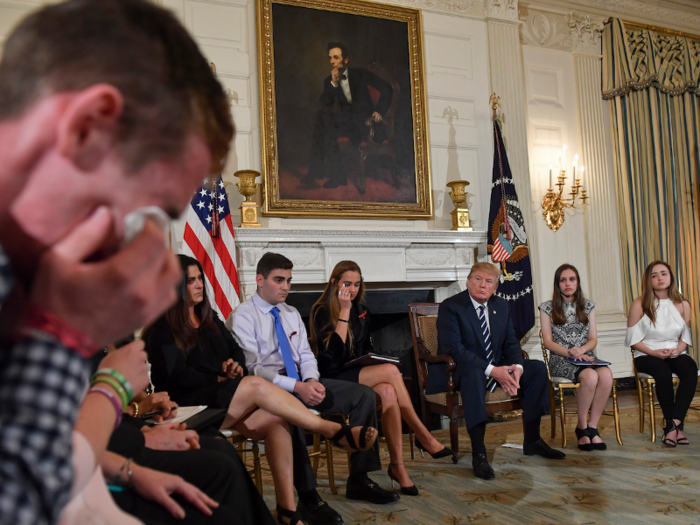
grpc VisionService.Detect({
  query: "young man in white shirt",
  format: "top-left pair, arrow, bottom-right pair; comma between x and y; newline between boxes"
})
229,253 -> 399,524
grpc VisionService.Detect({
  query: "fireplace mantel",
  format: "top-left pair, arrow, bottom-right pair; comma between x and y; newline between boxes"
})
234,228 -> 487,300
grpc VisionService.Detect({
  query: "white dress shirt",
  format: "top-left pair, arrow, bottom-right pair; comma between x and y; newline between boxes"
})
227,292 -> 320,393
331,69 -> 352,103
468,293 -> 523,378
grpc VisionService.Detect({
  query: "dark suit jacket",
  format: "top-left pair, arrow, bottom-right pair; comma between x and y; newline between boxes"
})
426,291 -> 523,394
320,67 -> 393,124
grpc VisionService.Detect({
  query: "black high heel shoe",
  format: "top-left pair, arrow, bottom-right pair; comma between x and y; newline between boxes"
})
575,427 -> 593,451
276,504 -> 305,525
662,421 -> 679,448
414,438 -> 453,459
676,422 -> 690,445
586,427 -> 607,451
387,463 -> 419,496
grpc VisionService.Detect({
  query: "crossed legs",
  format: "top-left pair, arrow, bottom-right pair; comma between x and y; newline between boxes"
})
576,367 -> 613,445
221,376 -> 374,514
358,364 -> 445,487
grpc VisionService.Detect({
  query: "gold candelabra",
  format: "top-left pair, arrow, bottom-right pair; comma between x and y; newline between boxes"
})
541,150 -> 588,231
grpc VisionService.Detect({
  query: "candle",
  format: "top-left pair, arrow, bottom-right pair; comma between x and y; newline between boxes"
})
549,165 -> 553,189
572,154 -> 578,187
558,150 -> 562,178
562,145 -> 567,169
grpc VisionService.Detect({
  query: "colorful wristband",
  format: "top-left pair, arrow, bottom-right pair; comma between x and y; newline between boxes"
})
22,306 -> 99,358
93,368 -> 134,402
88,386 -> 123,430
91,376 -> 129,408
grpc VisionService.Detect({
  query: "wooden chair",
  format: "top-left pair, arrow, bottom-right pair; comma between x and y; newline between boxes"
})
540,332 -> 622,447
408,303 -> 525,463
308,409 -> 338,495
630,348 -> 700,442
220,429 -> 263,493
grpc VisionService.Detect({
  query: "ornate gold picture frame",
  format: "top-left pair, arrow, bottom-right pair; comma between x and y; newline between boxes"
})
256,0 -> 432,219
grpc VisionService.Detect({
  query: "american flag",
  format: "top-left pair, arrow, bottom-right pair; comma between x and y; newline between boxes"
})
181,176 -> 240,320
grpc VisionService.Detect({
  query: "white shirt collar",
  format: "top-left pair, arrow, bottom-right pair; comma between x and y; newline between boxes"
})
252,291 -> 278,314
468,293 -> 488,312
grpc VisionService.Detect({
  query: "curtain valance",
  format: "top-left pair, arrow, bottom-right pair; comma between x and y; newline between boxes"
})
603,18 -> 700,99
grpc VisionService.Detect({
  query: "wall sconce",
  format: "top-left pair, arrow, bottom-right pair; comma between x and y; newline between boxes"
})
541,146 -> 588,231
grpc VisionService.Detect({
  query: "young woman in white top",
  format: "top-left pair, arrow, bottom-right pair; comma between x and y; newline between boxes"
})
626,260 -> 696,447
539,264 -> 613,451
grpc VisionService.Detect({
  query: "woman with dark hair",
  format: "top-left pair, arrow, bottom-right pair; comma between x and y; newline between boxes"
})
309,261 -> 451,496
539,264 -> 613,451
144,255 -> 377,525
626,260 -> 696,447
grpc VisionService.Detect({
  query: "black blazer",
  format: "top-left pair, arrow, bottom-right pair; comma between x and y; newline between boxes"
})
426,291 -> 523,393
320,67 -> 393,122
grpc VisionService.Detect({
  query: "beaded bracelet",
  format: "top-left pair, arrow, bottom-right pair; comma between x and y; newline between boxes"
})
91,376 -> 129,408
93,368 -> 134,402
88,386 -> 123,430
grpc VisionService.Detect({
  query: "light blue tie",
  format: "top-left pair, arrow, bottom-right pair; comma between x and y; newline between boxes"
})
478,305 -> 498,393
270,307 -> 300,381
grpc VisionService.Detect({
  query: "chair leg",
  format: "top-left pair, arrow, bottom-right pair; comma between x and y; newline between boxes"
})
636,379 -> 645,433
647,380 -> 656,443
325,437 -> 337,495
409,429 -> 414,460
558,388 -> 567,448
449,415 -> 460,464
549,384 -> 557,438
312,433 -> 320,475
612,381 -> 623,445
252,440 -> 263,495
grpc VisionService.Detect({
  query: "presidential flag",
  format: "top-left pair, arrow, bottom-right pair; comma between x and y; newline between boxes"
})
487,120 -> 535,340
181,176 -> 240,320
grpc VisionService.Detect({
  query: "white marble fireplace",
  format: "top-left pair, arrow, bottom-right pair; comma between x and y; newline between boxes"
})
234,228 -> 487,302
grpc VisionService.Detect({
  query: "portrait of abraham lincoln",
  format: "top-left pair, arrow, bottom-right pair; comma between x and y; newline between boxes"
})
257,0 -> 431,218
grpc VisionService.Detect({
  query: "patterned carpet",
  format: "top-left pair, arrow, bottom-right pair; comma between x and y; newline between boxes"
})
256,404 -> 700,524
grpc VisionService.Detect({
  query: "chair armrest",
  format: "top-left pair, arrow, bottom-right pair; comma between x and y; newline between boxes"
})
418,353 -> 458,394
420,353 -> 457,370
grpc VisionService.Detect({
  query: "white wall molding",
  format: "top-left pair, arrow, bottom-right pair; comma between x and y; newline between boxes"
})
520,7 -> 604,55
522,0 -> 700,36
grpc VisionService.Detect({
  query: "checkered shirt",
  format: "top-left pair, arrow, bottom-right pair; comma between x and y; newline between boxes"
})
0,243 -> 89,525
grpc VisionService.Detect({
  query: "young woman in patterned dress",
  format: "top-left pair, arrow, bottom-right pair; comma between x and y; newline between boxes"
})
539,264 -> 613,451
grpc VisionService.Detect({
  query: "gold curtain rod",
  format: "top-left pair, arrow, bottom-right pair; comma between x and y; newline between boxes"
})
605,17 -> 700,41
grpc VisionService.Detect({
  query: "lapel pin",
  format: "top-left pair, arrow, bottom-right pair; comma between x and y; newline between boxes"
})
493,310 -> 496,315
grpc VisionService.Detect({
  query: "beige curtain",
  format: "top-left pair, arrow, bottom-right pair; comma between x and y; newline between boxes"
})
603,19 -> 700,358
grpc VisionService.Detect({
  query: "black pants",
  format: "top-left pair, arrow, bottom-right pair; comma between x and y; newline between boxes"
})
635,354 -> 698,423
290,377 -> 381,491
112,436 -> 275,525
456,359 -> 550,430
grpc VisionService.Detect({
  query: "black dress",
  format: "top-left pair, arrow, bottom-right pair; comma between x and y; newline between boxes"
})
144,314 -> 246,409
314,303 -> 374,383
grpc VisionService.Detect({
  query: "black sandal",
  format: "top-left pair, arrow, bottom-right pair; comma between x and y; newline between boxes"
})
276,504 -> 305,525
330,424 -> 377,453
575,427 -> 593,451
676,422 -> 690,445
662,421 -> 679,448
586,426 -> 607,451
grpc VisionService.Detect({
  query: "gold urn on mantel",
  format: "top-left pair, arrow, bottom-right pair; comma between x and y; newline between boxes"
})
446,180 -> 472,231
234,170 -> 261,228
